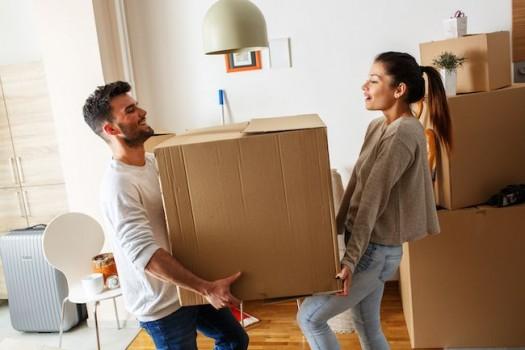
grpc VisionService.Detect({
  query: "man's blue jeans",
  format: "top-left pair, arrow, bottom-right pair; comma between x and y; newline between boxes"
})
140,305 -> 249,350
297,242 -> 402,350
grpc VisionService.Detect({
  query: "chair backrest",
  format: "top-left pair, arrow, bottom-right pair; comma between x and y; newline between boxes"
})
42,212 -> 105,302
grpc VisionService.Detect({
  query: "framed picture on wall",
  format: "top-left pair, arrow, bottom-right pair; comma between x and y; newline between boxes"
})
225,51 -> 262,73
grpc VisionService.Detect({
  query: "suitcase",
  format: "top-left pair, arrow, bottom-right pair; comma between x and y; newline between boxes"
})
0,224 -> 87,332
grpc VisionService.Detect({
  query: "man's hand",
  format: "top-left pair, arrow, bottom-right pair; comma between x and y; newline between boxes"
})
203,272 -> 242,309
336,265 -> 352,296
145,249 -> 243,309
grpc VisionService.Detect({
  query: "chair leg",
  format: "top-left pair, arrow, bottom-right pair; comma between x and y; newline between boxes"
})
240,301 -> 244,328
58,297 -> 68,348
94,301 -> 101,350
112,297 -> 121,329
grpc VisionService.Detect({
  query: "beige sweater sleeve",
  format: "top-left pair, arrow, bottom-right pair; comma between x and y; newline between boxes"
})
341,135 -> 414,272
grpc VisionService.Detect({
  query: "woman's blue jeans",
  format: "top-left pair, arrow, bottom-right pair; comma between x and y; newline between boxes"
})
140,305 -> 249,350
297,242 -> 402,350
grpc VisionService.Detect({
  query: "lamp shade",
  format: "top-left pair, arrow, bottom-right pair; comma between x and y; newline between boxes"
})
203,0 -> 268,55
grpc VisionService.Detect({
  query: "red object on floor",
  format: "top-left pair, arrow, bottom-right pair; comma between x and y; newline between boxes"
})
229,307 -> 260,327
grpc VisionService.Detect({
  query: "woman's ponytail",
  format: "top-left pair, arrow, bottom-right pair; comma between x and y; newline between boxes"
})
420,66 -> 453,152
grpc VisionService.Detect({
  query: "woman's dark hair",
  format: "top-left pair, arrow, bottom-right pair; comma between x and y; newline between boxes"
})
375,52 -> 452,152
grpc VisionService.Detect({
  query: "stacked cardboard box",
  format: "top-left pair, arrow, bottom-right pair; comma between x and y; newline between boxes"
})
420,31 -> 511,93
400,205 -> 525,347
421,85 -> 525,209
153,115 -> 341,305
400,32 -> 525,348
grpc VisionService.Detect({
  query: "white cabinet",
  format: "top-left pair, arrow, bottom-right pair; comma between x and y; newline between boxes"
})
0,62 -> 68,299
0,87 -> 19,189
0,188 -> 27,233
24,184 -> 69,226
0,63 -> 64,187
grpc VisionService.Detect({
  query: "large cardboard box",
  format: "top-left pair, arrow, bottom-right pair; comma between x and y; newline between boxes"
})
154,115 -> 341,305
420,84 -> 525,209
420,31 -> 511,93
400,205 -> 525,348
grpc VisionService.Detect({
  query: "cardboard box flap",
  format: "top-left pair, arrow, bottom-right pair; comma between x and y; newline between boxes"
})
447,83 -> 525,101
180,121 -> 249,136
420,31 -> 508,45
244,114 -> 325,134
156,132 -> 242,148
144,133 -> 175,152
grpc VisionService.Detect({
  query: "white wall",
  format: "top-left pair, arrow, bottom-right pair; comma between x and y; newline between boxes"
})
124,0 -> 511,180
0,0 -> 42,65
32,0 -> 133,326
32,0 -> 109,224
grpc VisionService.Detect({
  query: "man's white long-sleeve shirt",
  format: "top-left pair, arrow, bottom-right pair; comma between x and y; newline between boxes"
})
101,153 -> 180,322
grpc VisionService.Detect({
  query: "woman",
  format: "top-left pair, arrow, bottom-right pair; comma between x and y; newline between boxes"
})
297,52 -> 452,350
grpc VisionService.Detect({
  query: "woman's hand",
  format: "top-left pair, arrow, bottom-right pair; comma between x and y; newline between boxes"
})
335,265 -> 352,296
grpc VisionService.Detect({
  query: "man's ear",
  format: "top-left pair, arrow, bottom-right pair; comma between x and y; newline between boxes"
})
394,82 -> 408,99
102,122 -> 119,137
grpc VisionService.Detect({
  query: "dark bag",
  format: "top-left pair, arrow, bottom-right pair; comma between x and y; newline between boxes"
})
488,184 -> 525,207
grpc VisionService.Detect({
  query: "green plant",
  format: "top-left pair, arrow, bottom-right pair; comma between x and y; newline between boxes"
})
432,51 -> 466,71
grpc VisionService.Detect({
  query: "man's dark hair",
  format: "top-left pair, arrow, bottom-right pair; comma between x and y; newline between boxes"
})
83,81 -> 131,140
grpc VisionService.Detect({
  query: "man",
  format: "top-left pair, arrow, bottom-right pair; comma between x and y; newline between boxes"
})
83,81 -> 248,350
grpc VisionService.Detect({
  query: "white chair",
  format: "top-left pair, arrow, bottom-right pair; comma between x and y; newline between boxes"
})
42,212 -> 122,350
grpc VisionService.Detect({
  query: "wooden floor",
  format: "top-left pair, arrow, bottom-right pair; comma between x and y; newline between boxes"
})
127,282 -> 430,349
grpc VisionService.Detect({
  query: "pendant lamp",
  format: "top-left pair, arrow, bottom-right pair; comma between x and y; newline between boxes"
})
203,0 -> 269,55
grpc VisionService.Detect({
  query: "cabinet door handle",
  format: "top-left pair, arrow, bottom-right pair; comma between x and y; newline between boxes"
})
16,156 -> 25,184
16,191 -> 26,217
9,157 -> 19,184
22,190 -> 31,217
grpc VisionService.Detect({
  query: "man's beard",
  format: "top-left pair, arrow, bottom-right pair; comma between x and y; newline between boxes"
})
119,123 -> 155,148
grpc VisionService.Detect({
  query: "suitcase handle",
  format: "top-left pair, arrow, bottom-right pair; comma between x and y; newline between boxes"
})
11,224 -> 47,232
